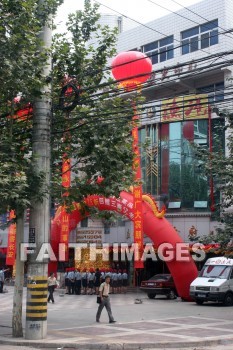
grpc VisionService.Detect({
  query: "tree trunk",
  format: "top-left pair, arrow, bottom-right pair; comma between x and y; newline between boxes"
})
12,215 -> 24,337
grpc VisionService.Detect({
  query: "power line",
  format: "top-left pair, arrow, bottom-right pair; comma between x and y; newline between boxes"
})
94,0 -> 232,59
147,0 -> 233,41
169,0 -> 233,39
3,78 -> 232,134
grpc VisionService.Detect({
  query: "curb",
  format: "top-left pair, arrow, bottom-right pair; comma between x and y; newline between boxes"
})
0,337 -> 232,349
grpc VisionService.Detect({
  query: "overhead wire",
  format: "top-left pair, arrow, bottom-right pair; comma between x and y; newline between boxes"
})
2,48 -> 232,125
169,0 -> 233,39
147,0 -> 233,41
94,0 -> 233,59
3,77 -> 233,134
10,88 -> 233,138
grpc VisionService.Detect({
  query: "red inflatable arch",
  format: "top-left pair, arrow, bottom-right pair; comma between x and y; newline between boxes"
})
50,191 -> 198,300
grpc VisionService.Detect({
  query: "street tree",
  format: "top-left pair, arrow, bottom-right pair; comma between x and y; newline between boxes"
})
0,0 -> 141,337
194,111 -> 233,256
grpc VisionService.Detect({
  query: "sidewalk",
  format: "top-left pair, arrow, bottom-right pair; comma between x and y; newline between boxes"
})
0,319 -> 232,349
0,288 -> 233,349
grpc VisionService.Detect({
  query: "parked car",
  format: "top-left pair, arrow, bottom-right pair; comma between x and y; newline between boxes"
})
140,274 -> 177,299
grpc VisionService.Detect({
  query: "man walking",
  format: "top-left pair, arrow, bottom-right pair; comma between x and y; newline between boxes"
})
0,267 -> 8,293
96,275 -> 116,323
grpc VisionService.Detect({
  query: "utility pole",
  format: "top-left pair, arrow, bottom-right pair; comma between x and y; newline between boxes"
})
12,216 -> 24,337
25,2 -> 52,339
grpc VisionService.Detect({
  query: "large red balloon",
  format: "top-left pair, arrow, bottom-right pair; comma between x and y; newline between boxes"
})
111,51 -> 152,89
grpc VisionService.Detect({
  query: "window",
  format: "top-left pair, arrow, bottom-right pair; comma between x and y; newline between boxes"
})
143,36 -> 174,64
197,82 -> 224,103
181,20 -> 218,55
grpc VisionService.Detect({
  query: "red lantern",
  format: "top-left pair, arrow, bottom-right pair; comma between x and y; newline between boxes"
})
111,51 -> 152,90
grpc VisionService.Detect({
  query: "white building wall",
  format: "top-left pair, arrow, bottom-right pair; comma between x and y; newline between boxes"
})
117,0 -> 233,69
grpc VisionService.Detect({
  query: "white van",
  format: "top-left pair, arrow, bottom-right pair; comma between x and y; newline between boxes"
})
190,257 -> 233,306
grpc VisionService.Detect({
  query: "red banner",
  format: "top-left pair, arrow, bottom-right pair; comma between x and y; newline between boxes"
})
60,157 -> 71,260
132,120 -> 144,269
6,210 -> 16,265
62,158 -> 71,189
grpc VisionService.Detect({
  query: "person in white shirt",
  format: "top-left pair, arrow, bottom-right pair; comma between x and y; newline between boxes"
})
96,276 -> 116,323
117,270 -> 122,294
74,268 -> 82,295
47,272 -> 59,303
87,269 -> 95,295
122,270 -> 128,293
81,269 -> 88,295
111,269 -> 118,294
68,269 -> 75,295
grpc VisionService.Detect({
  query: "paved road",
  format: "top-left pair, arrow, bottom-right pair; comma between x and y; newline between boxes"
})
0,286 -> 233,348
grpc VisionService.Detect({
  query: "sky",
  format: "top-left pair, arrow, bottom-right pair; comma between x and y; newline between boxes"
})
55,0 -> 202,31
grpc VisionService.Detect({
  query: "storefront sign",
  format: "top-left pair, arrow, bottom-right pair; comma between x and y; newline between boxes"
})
76,229 -> 103,245
161,94 -> 208,123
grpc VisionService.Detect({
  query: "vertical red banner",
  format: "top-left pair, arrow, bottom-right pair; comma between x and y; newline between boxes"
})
6,210 -> 17,266
61,158 -> 71,261
132,120 -> 144,269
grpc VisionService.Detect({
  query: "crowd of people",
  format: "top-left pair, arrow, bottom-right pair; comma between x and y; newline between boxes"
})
64,267 -> 128,295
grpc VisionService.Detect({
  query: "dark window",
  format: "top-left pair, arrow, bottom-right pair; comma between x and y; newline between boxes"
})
181,19 -> 218,55
201,33 -> 209,49
182,39 -> 189,55
167,45 -> 174,59
190,36 -> 199,52
197,82 -> 224,103
148,50 -> 158,64
215,82 -> 224,101
144,41 -> 158,52
143,36 -> 174,63
210,29 -> 218,45
160,47 -> 167,62
200,20 -> 218,32
160,35 -> 173,47
182,26 -> 199,40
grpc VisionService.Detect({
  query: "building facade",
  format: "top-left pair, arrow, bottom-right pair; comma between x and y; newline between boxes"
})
1,0 -> 233,279
113,0 -> 233,244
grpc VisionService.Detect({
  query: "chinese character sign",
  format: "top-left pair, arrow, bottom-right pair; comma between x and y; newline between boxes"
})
60,208 -> 70,261
6,210 -> 16,265
184,94 -> 208,120
132,120 -> 144,269
161,94 -> 208,123
62,158 -> 71,190
161,97 -> 183,122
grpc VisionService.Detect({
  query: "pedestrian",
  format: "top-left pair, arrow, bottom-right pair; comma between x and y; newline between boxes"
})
87,268 -> 95,295
117,269 -> 122,294
0,267 -> 9,293
100,269 -> 105,284
81,268 -> 88,294
47,272 -> 59,303
94,268 -> 101,295
74,268 -> 82,295
96,275 -> 116,323
112,269 -> 118,294
68,268 -> 75,295
64,268 -> 69,294
122,269 -> 128,293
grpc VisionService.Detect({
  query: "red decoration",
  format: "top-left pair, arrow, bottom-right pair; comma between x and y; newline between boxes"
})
6,210 -> 16,265
111,51 -> 152,90
111,51 -> 152,269
49,191 -> 198,301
